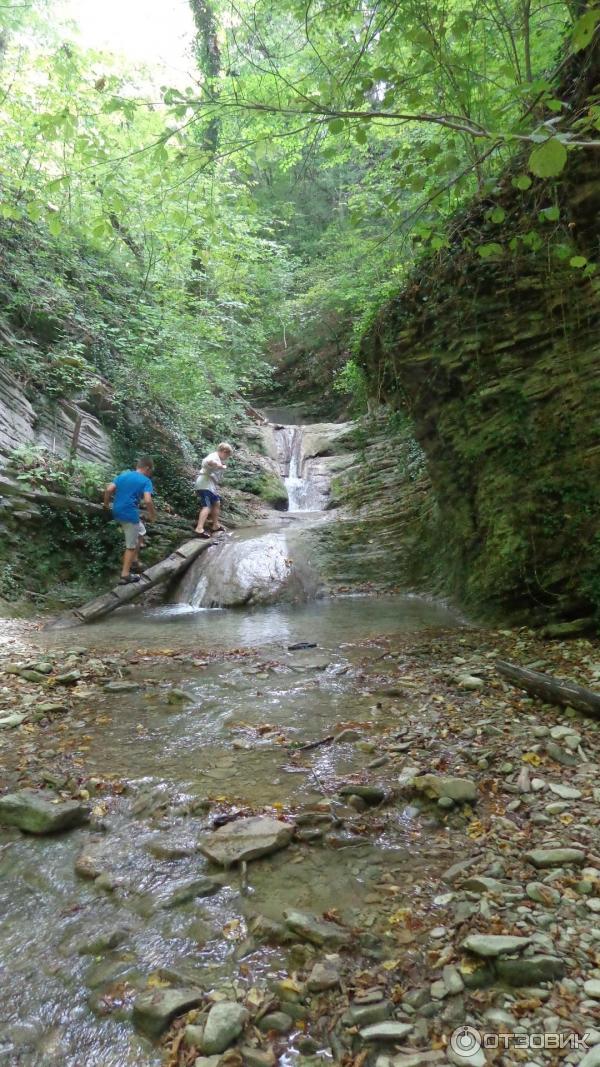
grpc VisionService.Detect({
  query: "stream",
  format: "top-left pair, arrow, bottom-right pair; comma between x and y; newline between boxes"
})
0,411 -> 468,1067
0,600 -> 464,1067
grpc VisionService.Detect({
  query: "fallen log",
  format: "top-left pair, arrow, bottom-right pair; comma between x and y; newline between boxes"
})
46,537 -> 214,629
496,659 -> 600,719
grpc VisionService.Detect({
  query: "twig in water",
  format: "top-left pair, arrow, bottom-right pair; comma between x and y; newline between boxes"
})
292,734 -> 334,752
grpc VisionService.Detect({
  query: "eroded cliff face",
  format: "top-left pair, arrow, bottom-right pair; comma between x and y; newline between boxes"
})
356,55 -> 600,622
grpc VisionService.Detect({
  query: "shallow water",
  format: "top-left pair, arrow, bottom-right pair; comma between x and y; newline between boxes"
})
42,592 -> 463,653
1,593 -> 465,1067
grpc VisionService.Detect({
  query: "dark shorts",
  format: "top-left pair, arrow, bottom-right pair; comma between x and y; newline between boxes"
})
197,489 -> 220,508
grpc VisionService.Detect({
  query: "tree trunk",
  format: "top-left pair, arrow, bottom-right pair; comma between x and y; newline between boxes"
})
46,538 -> 213,628
496,659 -> 600,719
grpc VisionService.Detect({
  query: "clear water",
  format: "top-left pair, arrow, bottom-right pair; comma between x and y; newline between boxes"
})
42,592 -> 462,652
1,589 -> 465,1066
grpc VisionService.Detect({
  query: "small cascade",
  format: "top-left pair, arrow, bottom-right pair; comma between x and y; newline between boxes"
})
274,424 -> 328,512
173,408 -> 337,609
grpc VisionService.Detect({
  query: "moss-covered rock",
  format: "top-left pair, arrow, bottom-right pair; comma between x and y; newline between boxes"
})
254,470 -> 288,510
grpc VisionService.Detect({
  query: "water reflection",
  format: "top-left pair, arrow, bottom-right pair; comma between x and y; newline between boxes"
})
40,593 -> 464,655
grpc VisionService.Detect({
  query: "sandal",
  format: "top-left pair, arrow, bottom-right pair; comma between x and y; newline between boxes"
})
119,574 -> 141,585
193,531 -> 211,539
211,526 -> 226,533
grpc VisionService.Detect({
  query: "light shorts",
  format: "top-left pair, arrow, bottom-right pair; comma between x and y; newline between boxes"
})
120,522 -> 140,550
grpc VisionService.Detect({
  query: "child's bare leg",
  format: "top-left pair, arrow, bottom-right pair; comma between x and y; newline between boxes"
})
195,505 -> 210,534
209,501 -> 221,531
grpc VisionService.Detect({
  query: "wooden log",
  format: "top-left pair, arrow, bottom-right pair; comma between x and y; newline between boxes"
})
496,659 -> 600,719
46,537 -> 214,629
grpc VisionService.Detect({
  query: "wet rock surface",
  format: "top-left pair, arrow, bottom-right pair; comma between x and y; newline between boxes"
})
200,815 -> 294,866
0,616 -> 600,1066
0,787 -> 89,833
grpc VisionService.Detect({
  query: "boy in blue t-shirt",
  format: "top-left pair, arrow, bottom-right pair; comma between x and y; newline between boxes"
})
103,457 -> 156,584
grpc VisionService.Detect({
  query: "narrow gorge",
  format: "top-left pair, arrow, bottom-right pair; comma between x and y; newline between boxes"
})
0,4 -> 599,1067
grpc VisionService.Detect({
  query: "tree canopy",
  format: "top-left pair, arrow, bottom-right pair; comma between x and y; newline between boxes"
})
1,0 -> 598,410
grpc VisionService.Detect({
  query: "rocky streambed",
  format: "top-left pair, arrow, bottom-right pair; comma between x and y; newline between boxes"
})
0,601 -> 600,1067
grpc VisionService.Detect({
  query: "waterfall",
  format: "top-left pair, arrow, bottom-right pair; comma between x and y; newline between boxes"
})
274,424 -> 328,513
172,409 -> 340,608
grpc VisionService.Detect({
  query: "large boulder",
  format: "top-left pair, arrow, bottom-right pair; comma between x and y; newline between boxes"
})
199,816 -> 293,867
0,789 -> 88,834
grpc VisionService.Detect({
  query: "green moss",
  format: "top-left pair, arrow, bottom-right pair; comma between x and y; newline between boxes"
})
253,471 -> 289,510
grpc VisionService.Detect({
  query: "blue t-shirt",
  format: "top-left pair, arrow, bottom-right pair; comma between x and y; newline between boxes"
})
112,470 -> 153,524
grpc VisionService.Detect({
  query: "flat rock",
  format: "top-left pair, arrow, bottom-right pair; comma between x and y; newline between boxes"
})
545,741 -> 578,766
307,960 -> 341,992
384,1054 -> 446,1067
284,909 -> 351,947
199,816 -> 293,867
0,789 -> 88,834
104,681 -> 141,692
448,1046 -> 485,1067
201,1001 -> 248,1054
580,1049 -> 600,1067
55,670 -> 81,684
258,1011 -> 293,1034
19,669 -> 46,682
584,980 -> 600,999
548,783 -> 582,799
526,882 -> 561,906
339,784 -> 386,803
456,673 -> 485,689
462,876 -> 505,894
146,835 -> 197,860
412,774 -> 477,803
526,848 -> 585,868
36,702 -> 69,715
0,712 -> 27,728
462,934 -> 531,958
132,986 -> 203,1038
359,1022 -> 413,1042
344,1001 -> 391,1027
72,925 -> 130,956
239,1047 -> 277,1067
495,955 -> 565,985
156,876 -> 221,909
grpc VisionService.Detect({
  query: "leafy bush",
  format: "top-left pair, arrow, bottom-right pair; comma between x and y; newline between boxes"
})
333,359 -> 369,414
7,445 -> 108,500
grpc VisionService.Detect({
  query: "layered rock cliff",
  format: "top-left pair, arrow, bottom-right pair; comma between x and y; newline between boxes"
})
355,50 -> 600,622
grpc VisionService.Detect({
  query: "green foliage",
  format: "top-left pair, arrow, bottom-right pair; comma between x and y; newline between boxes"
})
0,0 -> 591,430
333,360 -> 369,414
572,8 -> 600,51
528,138 -> 568,178
7,446 -> 108,500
